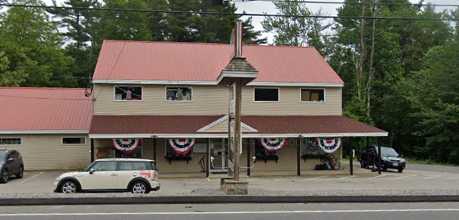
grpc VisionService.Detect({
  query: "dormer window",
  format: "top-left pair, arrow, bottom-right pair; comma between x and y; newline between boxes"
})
166,87 -> 192,101
114,86 -> 142,101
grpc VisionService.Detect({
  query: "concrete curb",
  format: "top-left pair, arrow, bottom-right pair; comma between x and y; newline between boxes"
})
2,195 -> 459,206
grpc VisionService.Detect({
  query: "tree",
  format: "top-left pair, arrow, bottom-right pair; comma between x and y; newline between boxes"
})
261,0 -> 330,53
48,0 -> 101,87
0,0 -> 74,87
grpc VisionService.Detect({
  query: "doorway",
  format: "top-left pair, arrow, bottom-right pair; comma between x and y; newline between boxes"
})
210,139 -> 228,174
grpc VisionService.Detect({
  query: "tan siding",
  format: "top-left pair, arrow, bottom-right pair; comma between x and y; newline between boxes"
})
93,84 -> 228,115
93,84 -> 342,116
0,135 -> 90,171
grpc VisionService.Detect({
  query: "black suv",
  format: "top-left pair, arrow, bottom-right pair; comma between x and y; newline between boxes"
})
0,150 -> 24,183
359,145 -> 406,173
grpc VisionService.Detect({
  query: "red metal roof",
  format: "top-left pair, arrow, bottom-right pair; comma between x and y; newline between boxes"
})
89,115 -> 385,136
242,116 -> 385,134
90,115 -> 222,134
93,40 -> 343,85
0,87 -> 92,132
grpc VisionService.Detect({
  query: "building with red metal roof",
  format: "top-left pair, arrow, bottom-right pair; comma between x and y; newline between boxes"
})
0,36 -> 386,174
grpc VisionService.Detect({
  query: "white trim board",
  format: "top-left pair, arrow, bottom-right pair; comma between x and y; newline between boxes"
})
0,130 -> 89,135
92,80 -> 343,87
196,115 -> 258,132
89,132 -> 388,139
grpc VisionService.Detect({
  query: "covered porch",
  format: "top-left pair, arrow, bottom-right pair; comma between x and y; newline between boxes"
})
88,115 -> 387,177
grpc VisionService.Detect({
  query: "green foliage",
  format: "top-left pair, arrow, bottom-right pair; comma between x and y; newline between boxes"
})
261,0 -> 329,54
0,0 -> 74,87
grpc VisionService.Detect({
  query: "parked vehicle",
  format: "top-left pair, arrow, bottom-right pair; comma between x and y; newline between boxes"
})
0,149 -> 24,183
54,158 -> 160,194
359,145 -> 406,173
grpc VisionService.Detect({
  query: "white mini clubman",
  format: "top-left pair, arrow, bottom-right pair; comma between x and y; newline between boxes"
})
54,158 -> 160,194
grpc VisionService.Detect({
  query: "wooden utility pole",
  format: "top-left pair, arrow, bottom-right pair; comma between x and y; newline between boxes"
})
366,0 -> 377,119
232,82 -> 242,181
357,0 -> 366,100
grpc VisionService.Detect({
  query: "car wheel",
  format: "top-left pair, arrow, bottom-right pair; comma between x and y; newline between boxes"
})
61,180 -> 78,193
16,166 -> 23,179
130,181 -> 150,194
0,170 -> 8,184
398,168 -> 403,173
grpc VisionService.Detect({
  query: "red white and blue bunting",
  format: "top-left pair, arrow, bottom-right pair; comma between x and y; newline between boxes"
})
168,138 -> 195,157
317,137 -> 341,154
113,139 -> 140,152
260,138 -> 286,153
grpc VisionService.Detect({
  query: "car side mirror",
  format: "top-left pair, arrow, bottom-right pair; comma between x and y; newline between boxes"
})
89,168 -> 95,174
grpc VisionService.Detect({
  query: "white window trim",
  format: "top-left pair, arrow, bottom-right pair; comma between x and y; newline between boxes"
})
299,88 -> 326,103
0,137 -> 22,145
62,136 -> 87,145
253,87 -> 280,102
113,85 -> 144,102
165,86 -> 193,103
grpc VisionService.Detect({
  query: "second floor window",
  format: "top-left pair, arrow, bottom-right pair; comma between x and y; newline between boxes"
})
301,88 -> 325,102
62,137 -> 86,145
114,86 -> 142,101
166,87 -> 192,101
254,88 -> 279,102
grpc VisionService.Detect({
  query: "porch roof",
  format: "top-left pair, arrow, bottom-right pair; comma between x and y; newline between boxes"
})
89,115 -> 387,138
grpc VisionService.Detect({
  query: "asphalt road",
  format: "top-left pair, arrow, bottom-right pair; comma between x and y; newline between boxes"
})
1,202 -> 459,220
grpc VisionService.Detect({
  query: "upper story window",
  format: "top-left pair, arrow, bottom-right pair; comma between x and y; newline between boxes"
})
301,88 -> 325,102
166,87 -> 192,101
114,86 -> 142,101
0,138 -> 21,145
254,88 -> 279,102
62,137 -> 86,145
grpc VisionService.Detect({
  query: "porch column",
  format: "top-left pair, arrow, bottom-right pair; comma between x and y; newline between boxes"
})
90,138 -> 95,162
377,138 -> 382,175
247,139 -> 252,176
152,136 -> 157,163
297,136 -> 302,176
206,138 -> 210,177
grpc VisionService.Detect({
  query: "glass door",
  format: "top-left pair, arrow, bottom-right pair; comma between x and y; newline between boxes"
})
210,139 -> 228,173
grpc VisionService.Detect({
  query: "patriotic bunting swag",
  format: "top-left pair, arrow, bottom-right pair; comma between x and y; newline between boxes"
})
317,137 -> 341,154
113,139 -> 140,153
260,138 -> 286,154
168,139 -> 195,157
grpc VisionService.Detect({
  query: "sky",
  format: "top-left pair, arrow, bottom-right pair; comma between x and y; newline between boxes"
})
235,0 -> 459,43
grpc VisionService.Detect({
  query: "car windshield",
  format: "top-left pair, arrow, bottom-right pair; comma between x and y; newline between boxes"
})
0,151 -> 6,162
379,147 -> 399,157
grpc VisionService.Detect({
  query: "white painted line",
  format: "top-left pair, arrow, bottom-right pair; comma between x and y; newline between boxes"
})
2,208 -> 459,216
20,172 -> 43,184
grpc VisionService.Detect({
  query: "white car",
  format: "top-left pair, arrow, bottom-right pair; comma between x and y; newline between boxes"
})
54,158 -> 160,194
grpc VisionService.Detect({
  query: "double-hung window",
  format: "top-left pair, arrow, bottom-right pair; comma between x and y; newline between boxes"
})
114,86 -> 142,101
254,88 -> 279,102
166,87 -> 192,101
301,88 -> 325,102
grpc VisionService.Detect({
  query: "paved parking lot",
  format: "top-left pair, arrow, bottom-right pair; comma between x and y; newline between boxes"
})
0,164 -> 458,196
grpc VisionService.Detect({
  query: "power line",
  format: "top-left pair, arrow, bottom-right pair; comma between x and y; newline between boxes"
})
250,0 -> 459,8
0,3 -> 457,22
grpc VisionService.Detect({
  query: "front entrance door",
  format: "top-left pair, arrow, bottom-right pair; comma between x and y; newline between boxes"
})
210,139 -> 228,174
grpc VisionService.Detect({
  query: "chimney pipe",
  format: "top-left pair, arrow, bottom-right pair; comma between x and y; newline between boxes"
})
233,20 -> 243,58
